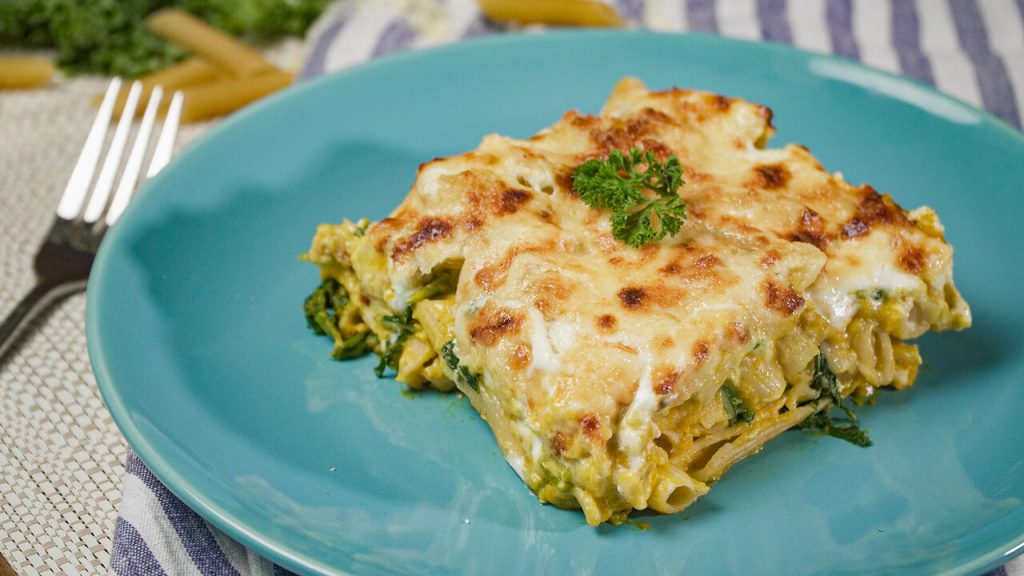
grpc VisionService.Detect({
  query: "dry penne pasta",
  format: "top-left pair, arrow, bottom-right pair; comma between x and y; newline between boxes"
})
97,57 -> 224,117
177,70 -> 294,123
476,0 -> 623,27
146,8 -> 277,78
0,56 -> 55,89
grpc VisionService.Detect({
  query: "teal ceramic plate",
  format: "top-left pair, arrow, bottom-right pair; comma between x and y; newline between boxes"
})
88,31 -> 1024,575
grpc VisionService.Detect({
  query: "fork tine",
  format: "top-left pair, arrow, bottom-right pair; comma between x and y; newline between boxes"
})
82,80 -> 143,224
147,90 -> 183,179
56,78 -> 121,221
104,86 -> 165,227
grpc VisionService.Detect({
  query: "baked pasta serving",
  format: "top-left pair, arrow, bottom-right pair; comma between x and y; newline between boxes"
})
301,78 -> 971,526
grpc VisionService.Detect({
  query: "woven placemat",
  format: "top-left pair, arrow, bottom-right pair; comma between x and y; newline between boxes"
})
0,33 -> 305,572
0,76 -> 211,576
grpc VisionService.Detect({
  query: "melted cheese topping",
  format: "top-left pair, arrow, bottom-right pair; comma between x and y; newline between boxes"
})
309,78 -> 971,525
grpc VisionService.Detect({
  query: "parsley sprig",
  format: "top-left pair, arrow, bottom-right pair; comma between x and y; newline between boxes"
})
571,148 -> 687,248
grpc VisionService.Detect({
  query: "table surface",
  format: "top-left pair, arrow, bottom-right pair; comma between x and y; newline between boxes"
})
0,76 -> 214,574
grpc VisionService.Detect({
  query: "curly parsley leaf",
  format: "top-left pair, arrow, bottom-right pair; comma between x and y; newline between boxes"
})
571,148 -> 686,248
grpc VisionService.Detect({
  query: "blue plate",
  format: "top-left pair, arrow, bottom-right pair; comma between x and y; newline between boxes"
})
88,31 -> 1024,575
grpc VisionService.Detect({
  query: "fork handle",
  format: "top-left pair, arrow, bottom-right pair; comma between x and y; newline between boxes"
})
0,279 -> 87,363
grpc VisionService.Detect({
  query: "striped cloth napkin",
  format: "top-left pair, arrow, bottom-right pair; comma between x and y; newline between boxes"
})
109,1 -> 1024,574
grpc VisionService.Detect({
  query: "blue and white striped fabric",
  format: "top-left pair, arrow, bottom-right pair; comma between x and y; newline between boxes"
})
299,0 -> 1023,129
111,452 -> 296,575
110,1 -> 1024,574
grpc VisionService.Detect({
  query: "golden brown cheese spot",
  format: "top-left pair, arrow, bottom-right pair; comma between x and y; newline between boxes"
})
614,342 -> 639,355
659,261 -> 682,275
637,242 -> 662,263
651,86 -> 693,98
899,244 -> 926,274
788,208 -> 830,250
683,166 -> 713,184
764,279 -> 805,316
729,321 -> 751,343
469,303 -> 524,346
556,167 -> 577,196
655,370 -> 679,395
752,163 -> 791,189
462,151 -> 499,166
391,217 -> 452,260
590,127 -> 630,154
692,340 -> 710,365
671,252 -> 737,295
416,157 -> 448,174
498,188 -> 533,215
596,314 -> 618,332
510,344 -> 531,371
657,335 -> 675,350
530,272 -> 576,317
640,138 -> 673,160
618,283 -> 686,311
461,171 -> 533,218
842,186 -> 910,239
712,94 -> 732,111
618,286 -> 647,310
694,253 -> 720,271
568,111 -> 600,128
842,218 -> 869,239
551,432 -> 567,456
474,249 -> 517,292
760,250 -> 780,268
371,216 -> 405,252
474,242 -> 554,293
589,109 -> 672,154
579,413 -> 601,442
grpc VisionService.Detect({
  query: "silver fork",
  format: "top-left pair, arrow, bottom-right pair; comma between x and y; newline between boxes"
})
0,78 -> 184,363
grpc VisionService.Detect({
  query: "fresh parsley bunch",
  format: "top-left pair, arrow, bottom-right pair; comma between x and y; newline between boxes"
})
0,0 -> 329,77
572,148 -> 687,248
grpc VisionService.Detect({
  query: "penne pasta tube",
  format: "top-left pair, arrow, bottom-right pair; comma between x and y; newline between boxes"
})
648,465 -> 708,514
97,57 -> 224,116
476,0 -> 623,27
0,56 -> 55,89
146,8 -> 277,78
177,70 -> 294,123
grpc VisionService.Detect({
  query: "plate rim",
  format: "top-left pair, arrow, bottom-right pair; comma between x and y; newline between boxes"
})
87,28 -> 1024,576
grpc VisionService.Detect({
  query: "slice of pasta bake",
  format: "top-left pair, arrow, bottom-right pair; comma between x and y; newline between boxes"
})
302,78 -> 970,525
